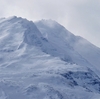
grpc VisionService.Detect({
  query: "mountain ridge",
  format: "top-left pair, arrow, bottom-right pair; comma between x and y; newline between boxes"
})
0,16 -> 100,99
35,19 -> 100,74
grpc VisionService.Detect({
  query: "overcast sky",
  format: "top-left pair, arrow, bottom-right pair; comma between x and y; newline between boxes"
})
0,0 -> 100,47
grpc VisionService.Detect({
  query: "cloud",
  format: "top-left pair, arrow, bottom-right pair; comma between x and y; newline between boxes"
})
0,0 -> 100,47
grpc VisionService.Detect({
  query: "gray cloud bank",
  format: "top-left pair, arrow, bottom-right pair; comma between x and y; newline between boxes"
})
0,0 -> 100,47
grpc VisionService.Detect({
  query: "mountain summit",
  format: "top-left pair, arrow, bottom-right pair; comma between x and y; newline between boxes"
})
0,16 -> 100,99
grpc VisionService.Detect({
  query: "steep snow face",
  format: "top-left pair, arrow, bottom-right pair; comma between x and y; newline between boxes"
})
0,17 -> 54,63
72,36 -> 100,73
0,16 -> 47,50
35,20 -> 100,73
0,17 -> 100,99
35,19 -> 72,41
35,20 -> 90,66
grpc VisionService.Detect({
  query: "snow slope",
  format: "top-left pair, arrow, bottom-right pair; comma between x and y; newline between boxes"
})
35,19 -> 100,74
0,16 -> 100,99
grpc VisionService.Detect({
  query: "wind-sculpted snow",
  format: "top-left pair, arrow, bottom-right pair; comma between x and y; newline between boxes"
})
35,20 -> 100,75
0,16 -> 100,99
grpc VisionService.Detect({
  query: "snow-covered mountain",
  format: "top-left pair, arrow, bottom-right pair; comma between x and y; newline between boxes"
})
0,16 -> 100,99
35,19 -> 100,74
